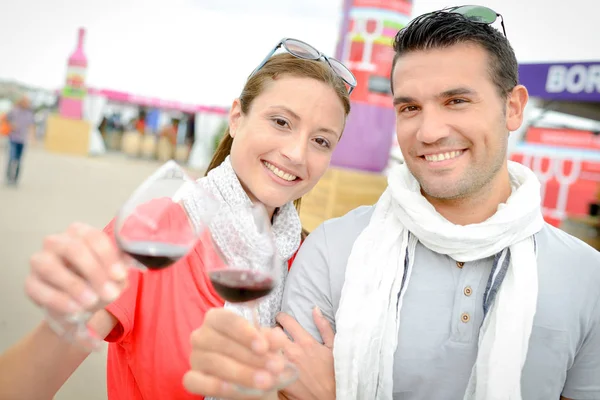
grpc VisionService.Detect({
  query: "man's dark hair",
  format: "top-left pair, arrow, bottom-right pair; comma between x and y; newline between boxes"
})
391,11 -> 518,99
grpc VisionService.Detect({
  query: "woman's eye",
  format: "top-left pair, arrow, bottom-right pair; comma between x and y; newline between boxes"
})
315,138 -> 331,148
274,118 -> 289,128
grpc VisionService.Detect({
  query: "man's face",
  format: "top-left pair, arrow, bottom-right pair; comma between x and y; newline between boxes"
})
391,42 -> 526,201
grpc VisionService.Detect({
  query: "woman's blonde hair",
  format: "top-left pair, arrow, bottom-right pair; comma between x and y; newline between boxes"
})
205,53 -> 351,236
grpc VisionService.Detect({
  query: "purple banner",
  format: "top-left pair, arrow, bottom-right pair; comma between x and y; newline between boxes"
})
519,62 -> 600,102
330,0 -> 412,172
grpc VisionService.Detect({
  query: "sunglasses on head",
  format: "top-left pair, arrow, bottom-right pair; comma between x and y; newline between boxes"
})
421,5 -> 507,38
248,38 -> 357,95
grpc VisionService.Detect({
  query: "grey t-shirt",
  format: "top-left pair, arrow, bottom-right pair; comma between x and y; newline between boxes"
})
7,107 -> 34,144
281,206 -> 600,400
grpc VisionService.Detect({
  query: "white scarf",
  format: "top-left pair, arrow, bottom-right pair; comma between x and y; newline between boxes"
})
180,156 -> 302,327
333,160 -> 545,400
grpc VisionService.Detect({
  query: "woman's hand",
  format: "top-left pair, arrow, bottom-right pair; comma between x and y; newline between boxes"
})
183,308 -> 288,399
25,222 -> 128,317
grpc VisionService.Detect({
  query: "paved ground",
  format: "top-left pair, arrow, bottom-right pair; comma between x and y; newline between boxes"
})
0,142 -> 195,399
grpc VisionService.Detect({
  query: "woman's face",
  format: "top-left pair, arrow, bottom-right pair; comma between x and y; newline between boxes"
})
229,75 -> 346,215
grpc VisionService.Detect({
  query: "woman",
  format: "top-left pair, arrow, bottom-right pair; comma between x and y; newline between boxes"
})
0,40 -> 354,400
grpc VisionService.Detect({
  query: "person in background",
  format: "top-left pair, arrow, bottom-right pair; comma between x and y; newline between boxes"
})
135,109 -> 147,135
159,118 -> 180,146
5,95 -> 35,186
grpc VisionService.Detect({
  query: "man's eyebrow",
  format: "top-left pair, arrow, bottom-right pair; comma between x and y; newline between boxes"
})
438,87 -> 478,98
393,96 -> 416,106
393,87 -> 478,106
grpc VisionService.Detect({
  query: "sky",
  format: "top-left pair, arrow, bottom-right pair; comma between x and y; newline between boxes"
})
0,0 -> 598,107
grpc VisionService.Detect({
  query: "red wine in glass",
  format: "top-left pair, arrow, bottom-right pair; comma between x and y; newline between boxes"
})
209,270 -> 275,303
120,241 -> 190,270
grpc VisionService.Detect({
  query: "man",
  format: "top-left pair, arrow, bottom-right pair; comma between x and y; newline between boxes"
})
5,95 -> 35,186
183,6 -> 600,400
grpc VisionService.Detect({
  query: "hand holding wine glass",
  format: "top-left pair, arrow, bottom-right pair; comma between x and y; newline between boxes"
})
184,307 -> 292,398
26,222 -> 130,349
33,161 -> 217,351
197,203 -> 298,396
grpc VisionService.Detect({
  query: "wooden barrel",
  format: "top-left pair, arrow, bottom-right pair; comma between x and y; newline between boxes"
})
174,144 -> 190,163
106,131 -> 122,151
156,136 -> 174,162
140,135 -> 157,159
121,131 -> 141,157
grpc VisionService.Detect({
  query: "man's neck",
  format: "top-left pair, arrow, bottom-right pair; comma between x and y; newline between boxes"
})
424,171 -> 512,226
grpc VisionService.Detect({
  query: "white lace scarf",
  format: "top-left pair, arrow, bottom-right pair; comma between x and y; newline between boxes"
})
181,156 -> 301,327
334,161 -> 545,400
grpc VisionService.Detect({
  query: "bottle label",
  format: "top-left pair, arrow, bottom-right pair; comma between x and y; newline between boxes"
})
62,65 -> 87,99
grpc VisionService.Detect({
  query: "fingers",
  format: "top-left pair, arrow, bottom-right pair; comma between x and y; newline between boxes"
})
182,371 -> 271,400
189,350 -> 276,392
68,222 -> 128,282
264,326 -> 292,352
190,323 -> 283,371
24,272 -> 82,314
42,234 -> 115,303
187,309 -> 289,396
28,251 -> 99,310
312,306 -> 335,349
42,227 -> 123,303
203,308 -> 269,355
276,312 -> 314,344
183,371 -> 225,398
27,222 -> 129,318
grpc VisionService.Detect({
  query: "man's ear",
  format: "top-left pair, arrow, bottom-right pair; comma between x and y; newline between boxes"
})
506,85 -> 529,132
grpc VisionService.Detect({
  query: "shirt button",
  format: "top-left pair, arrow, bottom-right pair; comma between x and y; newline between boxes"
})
456,261 -> 465,269
461,313 -> 470,323
464,286 -> 473,296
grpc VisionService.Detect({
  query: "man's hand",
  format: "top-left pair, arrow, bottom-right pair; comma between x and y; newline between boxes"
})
276,307 -> 336,400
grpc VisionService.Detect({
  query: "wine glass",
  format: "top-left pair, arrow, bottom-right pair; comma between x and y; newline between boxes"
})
202,203 -> 298,395
113,160 -> 217,271
45,160 -> 218,351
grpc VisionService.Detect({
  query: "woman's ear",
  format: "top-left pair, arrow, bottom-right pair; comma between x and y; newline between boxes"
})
228,99 -> 242,138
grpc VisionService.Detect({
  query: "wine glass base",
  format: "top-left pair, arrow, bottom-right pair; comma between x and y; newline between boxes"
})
233,362 -> 298,395
73,325 -> 104,352
45,309 -> 103,352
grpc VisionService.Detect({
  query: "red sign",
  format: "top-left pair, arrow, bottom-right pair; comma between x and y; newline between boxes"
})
352,0 -> 412,16
511,150 -> 600,227
526,126 -> 600,151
